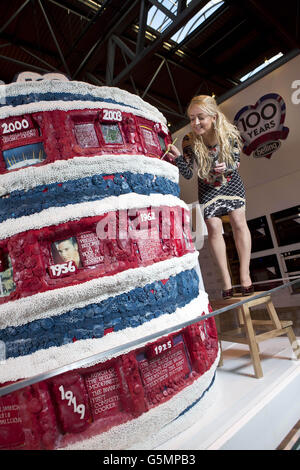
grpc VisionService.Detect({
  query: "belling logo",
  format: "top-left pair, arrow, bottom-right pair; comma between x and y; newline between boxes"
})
234,93 -> 289,159
253,141 -> 281,158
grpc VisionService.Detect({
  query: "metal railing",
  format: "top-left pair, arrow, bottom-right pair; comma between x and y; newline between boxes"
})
0,278 -> 299,397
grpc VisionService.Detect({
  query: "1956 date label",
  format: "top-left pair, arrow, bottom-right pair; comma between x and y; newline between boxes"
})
48,260 -> 77,278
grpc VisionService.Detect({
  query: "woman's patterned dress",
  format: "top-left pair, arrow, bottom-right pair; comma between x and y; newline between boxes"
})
175,133 -> 246,219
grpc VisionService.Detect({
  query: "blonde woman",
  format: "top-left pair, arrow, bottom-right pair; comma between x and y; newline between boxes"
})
168,95 -> 253,299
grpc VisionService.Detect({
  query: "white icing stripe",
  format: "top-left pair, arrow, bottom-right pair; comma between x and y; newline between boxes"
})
0,193 -> 187,240
0,290 -> 209,383
0,100 -> 164,126
61,350 -> 219,450
0,154 -> 179,196
131,379 -> 219,450
0,251 -> 199,329
0,81 -> 165,123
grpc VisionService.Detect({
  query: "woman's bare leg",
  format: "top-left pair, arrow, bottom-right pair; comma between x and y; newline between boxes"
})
228,208 -> 252,287
205,216 -> 232,290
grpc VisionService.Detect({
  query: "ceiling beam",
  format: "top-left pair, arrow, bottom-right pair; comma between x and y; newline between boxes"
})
0,54 -> 51,73
165,60 -> 183,114
19,46 -> 60,71
169,2 -> 230,54
61,0 -> 112,63
72,0 -> 139,79
0,32 -> 59,61
148,0 -> 177,22
0,0 -> 31,34
116,32 -> 236,92
38,0 -> 70,75
112,0 -> 208,86
85,72 -> 105,85
136,0 -> 149,55
217,48 -> 300,104
141,57 -> 165,98
46,0 -> 91,21
246,0 -> 300,49
227,0 -> 300,50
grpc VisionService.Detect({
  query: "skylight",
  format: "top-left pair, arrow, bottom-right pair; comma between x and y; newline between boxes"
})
239,52 -> 284,82
147,0 -> 225,43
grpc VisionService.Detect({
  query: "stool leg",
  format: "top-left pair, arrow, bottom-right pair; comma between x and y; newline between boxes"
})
286,327 -> 300,360
237,307 -> 244,326
218,342 -> 224,367
266,299 -> 282,329
242,304 -> 263,378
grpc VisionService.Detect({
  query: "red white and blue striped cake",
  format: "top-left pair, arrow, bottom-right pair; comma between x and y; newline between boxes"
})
0,72 -> 219,450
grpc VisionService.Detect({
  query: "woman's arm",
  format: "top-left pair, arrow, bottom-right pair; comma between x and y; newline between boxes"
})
168,134 -> 195,180
224,140 -> 241,174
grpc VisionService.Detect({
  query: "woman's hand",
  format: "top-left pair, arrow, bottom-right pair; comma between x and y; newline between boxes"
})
213,162 -> 226,174
165,144 -> 181,160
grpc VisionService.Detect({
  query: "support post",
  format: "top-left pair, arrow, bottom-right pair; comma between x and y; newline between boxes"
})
38,0 -> 70,76
106,37 -> 116,85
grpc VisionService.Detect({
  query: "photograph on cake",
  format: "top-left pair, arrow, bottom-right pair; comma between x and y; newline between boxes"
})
3,142 -> 46,170
0,255 -> 16,298
73,122 -> 99,148
158,134 -> 167,152
52,237 -> 82,268
100,123 -> 123,144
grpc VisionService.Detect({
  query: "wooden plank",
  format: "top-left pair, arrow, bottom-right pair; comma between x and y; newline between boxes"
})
211,291 -> 299,376
210,294 -> 261,309
255,328 -> 287,343
241,304 -> 263,378
211,295 -> 271,310
227,292 -> 267,302
251,320 -> 293,328
266,300 -> 283,329
285,327 -> 300,360
237,307 -> 244,325
245,296 -> 271,308
220,327 -> 244,336
219,334 -> 249,344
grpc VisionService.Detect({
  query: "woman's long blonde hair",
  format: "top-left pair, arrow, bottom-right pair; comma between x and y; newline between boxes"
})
187,95 -> 242,180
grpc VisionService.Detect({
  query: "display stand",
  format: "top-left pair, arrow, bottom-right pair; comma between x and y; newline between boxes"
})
212,292 -> 300,378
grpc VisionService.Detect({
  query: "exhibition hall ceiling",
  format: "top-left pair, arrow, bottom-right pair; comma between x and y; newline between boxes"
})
0,0 -> 299,131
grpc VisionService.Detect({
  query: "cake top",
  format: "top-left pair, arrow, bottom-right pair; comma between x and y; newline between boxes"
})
0,71 -> 174,181
0,72 -> 166,125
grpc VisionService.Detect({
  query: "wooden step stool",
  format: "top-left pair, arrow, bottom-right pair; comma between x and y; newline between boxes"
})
211,292 -> 300,378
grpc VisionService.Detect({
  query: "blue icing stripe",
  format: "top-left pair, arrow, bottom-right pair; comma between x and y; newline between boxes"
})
0,172 -> 179,223
1,92 -> 140,110
172,372 -> 216,421
1,268 -> 199,359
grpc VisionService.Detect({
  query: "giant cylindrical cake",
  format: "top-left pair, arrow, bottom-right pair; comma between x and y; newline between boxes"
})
0,72 -> 219,450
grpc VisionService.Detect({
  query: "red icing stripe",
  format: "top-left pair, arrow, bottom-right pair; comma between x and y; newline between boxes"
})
0,205 -> 194,305
0,306 -> 218,450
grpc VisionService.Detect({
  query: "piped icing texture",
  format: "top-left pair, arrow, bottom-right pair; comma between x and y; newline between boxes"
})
0,75 -> 218,451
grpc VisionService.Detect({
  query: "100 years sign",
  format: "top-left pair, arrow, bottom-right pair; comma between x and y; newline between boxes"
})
234,93 -> 289,159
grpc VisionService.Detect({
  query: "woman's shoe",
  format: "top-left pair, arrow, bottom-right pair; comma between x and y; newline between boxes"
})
222,288 -> 234,300
241,284 -> 254,296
